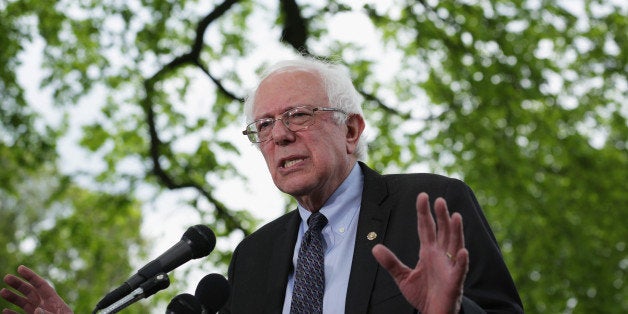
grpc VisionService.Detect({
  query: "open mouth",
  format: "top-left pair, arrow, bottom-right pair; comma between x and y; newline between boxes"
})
282,158 -> 305,168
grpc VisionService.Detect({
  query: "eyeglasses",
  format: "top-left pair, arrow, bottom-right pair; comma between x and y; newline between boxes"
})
242,106 -> 347,143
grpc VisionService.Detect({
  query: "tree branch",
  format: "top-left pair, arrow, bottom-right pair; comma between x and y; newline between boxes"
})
142,0 -> 249,235
279,0 -> 309,53
359,89 -> 411,119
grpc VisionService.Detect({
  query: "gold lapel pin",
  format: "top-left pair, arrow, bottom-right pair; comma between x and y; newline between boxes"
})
367,231 -> 377,241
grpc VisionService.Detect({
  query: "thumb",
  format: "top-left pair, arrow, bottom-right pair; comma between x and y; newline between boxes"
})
372,244 -> 411,279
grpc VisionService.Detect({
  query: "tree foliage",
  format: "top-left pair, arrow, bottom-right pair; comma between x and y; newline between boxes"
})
1,0 -> 626,313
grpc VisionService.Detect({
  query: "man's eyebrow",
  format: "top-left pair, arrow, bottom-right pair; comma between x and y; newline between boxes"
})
254,105 -> 303,120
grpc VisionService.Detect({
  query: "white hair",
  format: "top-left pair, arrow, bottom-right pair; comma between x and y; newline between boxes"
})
244,58 -> 367,160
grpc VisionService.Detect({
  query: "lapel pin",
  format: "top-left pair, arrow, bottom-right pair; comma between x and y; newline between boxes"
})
367,231 -> 377,241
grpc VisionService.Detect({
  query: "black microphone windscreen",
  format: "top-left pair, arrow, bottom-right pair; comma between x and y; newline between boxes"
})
95,225 -> 216,312
166,293 -> 202,314
195,273 -> 230,313
183,225 -> 216,258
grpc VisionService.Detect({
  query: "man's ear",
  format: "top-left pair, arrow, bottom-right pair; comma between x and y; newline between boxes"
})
345,114 -> 365,154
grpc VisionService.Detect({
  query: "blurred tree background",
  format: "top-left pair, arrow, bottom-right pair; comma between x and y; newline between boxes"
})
1,0 -> 626,313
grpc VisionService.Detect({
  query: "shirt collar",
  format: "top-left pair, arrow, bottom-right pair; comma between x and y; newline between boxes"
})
297,162 -> 363,235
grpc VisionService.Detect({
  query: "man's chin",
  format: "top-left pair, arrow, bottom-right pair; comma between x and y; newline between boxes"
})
277,185 -> 307,197
275,180 -> 311,197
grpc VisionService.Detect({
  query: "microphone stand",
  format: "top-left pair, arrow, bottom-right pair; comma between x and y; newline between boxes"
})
98,273 -> 170,314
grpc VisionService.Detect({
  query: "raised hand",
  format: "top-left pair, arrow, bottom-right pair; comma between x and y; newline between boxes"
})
372,192 -> 469,314
1,265 -> 72,314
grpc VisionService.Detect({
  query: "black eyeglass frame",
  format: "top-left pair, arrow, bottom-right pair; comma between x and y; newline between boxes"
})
242,106 -> 347,143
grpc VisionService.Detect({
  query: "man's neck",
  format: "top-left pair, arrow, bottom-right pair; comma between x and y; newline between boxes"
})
295,161 -> 359,212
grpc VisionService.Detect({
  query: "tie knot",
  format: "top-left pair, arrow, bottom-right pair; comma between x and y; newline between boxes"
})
307,212 -> 328,232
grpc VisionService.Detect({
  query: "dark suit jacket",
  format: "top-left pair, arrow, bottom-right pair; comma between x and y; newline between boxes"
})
222,163 -> 523,313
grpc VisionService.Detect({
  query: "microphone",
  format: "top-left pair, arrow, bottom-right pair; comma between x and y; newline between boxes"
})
195,273 -> 230,313
166,293 -> 203,314
94,225 -> 216,312
165,273 -> 229,314
100,273 -> 170,314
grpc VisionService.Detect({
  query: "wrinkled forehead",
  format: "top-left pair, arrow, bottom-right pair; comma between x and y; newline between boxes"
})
257,67 -> 324,94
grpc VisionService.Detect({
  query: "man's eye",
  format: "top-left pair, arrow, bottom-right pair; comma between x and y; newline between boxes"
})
288,109 -> 312,119
257,120 -> 273,131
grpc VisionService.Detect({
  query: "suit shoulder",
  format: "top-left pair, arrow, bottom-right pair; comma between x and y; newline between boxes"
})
361,163 -> 472,200
383,172 -> 468,189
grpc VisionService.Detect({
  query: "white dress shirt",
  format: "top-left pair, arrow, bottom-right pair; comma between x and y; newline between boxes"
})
282,163 -> 363,314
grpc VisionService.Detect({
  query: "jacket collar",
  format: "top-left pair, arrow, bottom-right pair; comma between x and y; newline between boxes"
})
345,162 -> 391,313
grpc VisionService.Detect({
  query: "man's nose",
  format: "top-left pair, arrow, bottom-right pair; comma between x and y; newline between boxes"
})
272,119 -> 295,145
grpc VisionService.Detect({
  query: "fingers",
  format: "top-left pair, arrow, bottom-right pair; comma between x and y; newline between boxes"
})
434,197 -> 451,249
447,213 -> 465,262
416,193 -> 436,245
2,267 -> 43,313
16,266 -> 57,301
4,273 -> 42,304
3,275 -> 36,304
418,193 -> 465,258
1,286 -> 23,304
453,248 -> 470,287
1,286 -> 35,313
372,244 -> 411,280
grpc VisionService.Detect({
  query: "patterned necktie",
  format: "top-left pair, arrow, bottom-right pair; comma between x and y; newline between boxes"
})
290,212 -> 328,314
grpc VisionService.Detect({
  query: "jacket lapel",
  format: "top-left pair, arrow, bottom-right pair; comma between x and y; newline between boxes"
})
264,211 -> 301,313
345,163 -> 392,313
